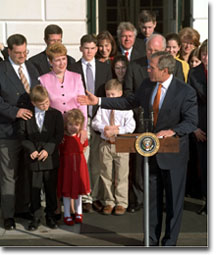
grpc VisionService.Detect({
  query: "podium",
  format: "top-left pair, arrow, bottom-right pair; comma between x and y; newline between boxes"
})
115,133 -> 179,246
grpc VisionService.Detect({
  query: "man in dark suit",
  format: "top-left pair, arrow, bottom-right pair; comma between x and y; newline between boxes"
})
29,24 -> 75,75
77,51 -> 198,246
187,39 -> 208,215
0,34 -> 39,230
71,34 -> 112,213
116,22 -> 146,61
124,33 -> 185,213
18,85 -> 64,231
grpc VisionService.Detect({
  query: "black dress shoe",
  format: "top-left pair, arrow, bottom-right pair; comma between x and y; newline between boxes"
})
54,213 -> 61,221
15,212 -> 33,220
4,218 -> 16,230
46,217 -> 58,229
28,218 -> 40,231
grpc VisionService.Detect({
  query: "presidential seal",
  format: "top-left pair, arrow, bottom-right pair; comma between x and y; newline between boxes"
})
135,132 -> 160,157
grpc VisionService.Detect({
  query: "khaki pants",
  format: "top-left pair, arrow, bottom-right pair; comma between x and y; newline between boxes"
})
99,140 -> 129,208
83,118 -> 102,203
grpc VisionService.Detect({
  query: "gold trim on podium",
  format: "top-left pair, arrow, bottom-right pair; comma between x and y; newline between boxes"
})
135,132 -> 160,157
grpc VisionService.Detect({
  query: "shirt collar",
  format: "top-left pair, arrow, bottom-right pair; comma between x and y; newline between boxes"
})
158,74 -> 173,90
35,107 -> 45,114
81,57 -> 95,66
9,56 -> 25,70
120,45 -> 133,55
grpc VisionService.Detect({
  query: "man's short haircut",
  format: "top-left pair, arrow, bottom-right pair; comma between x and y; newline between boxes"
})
117,22 -> 137,42
46,42 -> 67,61
105,79 -> 123,91
138,10 -> 156,24
64,109 -> 85,130
44,24 -> 63,40
80,34 -> 97,46
151,51 -> 176,74
7,34 -> 27,50
30,85 -> 49,103
146,34 -> 166,51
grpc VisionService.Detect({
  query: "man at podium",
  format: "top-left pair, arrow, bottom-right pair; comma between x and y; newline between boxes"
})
77,51 -> 198,246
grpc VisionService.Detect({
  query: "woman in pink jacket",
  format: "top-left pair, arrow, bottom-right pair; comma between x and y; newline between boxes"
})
39,42 -> 87,221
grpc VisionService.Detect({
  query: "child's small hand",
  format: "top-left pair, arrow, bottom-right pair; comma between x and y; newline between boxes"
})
38,150 -> 48,162
30,151 -> 39,160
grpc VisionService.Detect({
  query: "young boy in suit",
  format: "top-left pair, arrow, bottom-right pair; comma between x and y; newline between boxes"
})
18,85 -> 64,231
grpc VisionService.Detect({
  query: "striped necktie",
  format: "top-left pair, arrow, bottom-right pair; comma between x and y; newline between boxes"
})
18,65 -> 30,93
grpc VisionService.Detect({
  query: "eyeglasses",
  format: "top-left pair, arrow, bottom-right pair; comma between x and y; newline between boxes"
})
182,41 -> 194,46
13,50 -> 29,55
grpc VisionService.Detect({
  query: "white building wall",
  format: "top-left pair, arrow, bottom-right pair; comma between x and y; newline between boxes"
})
192,0 -> 208,43
0,0 -> 87,60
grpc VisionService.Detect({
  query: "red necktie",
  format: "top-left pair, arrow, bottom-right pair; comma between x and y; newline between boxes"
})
153,84 -> 162,127
125,51 -> 129,60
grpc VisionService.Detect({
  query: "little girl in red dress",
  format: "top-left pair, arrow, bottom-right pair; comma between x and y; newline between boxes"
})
57,109 -> 90,225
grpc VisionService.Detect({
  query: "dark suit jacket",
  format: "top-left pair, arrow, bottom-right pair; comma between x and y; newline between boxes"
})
187,63 -> 207,132
123,56 -> 185,131
0,60 -> 39,139
29,50 -> 75,76
117,38 -> 146,62
18,107 -> 64,171
124,56 -> 185,96
70,59 -> 112,117
101,76 -> 198,169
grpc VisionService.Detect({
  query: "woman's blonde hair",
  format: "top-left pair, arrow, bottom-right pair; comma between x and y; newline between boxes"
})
46,42 -> 67,61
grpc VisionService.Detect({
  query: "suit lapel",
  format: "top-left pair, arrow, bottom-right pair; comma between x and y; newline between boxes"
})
5,61 -> 26,94
157,78 -> 177,124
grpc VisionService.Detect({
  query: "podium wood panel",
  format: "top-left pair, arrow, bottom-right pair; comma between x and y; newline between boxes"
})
115,134 -> 179,153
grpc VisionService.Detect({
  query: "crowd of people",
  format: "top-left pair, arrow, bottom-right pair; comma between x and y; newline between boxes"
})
0,9 -> 207,246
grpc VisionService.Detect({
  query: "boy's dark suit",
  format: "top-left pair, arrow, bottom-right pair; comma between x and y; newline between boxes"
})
101,76 -> 198,245
29,50 -> 75,76
18,107 -> 64,219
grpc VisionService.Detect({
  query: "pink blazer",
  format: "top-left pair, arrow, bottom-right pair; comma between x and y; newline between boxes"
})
40,70 -> 87,128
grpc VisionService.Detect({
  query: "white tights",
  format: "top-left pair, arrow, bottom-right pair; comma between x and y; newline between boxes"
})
63,196 -> 82,217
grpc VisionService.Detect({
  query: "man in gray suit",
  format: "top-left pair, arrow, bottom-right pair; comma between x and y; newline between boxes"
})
78,51 -> 198,246
0,34 -> 39,230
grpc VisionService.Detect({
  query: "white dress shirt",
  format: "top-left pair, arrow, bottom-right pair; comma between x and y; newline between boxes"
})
81,57 -> 96,87
151,74 -> 173,109
91,107 -> 136,140
9,57 -> 31,86
35,107 -> 45,132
